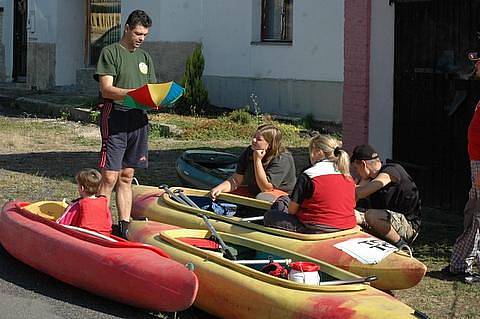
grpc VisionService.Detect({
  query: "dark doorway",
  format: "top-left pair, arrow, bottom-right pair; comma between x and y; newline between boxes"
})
13,0 -> 27,82
393,0 -> 480,212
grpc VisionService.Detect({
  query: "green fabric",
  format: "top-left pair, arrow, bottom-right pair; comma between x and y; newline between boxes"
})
95,43 -> 157,106
122,95 -> 151,111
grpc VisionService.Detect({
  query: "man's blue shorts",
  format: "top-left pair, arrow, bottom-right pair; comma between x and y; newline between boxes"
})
99,103 -> 148,170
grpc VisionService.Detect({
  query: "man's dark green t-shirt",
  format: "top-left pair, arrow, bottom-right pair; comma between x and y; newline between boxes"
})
95,42 -> 157,106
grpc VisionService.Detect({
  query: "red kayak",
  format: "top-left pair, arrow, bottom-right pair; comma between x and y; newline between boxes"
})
0,200 -> 198,312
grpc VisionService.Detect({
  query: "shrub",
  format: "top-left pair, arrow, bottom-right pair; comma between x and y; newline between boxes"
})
227,108 -> 254,125
179,44 -> 209,114
149,122 -> 171,138
302,113 -> 315,130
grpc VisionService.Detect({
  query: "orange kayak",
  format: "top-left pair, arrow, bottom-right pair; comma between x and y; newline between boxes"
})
131,185 -> 427,290
0,200 -> 198,312
127,220 -> 429,319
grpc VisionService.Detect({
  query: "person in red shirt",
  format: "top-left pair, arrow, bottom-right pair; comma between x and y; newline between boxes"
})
58,169 -> 112,236
264,134 -> 356,233
442,100 -> 480,284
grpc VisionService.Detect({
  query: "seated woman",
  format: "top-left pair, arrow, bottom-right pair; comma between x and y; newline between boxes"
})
210,124 -> 296,202
264,134 -> 356,233
57,168 -> 112,236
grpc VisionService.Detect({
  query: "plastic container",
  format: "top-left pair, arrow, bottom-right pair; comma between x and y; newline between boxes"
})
288,261 -> 320,285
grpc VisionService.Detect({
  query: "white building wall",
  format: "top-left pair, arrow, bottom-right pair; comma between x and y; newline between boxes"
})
151,0 -> 343,81
4,0 -> 345,121
369,1 -> 394,159
55,0 -> 84,86
127,0 -> 344,121
28,0 -> 57,43
1,0 -> 13,81
122,0 -> 203,42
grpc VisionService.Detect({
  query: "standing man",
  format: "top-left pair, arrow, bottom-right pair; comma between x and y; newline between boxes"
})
94,10 -> 156,238
442,100 -> 480,284
351,145 -> 421,252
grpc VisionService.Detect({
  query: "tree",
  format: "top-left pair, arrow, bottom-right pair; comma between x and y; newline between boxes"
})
180,44 -> 209,113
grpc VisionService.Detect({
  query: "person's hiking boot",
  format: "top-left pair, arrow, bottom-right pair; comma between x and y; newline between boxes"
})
118,220 -> 130,239
440,265 -> 473,280
464,274 -> 480,284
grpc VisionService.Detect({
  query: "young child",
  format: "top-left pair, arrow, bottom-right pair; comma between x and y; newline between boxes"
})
210,123 -> 297,201
57,168 -> 112,236
264,134 -> 356,233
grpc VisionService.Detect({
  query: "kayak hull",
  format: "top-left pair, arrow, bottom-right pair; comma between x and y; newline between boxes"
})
128,220 -> 421,319
131,185 -> 427,290
176,149 -> 238,189
0,200 -> 198,312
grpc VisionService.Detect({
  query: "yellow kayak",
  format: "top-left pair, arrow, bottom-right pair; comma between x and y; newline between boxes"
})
127,220 -> 429,319
131,185 -> 427,291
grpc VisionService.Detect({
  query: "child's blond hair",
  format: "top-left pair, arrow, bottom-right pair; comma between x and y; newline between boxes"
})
75,169 -> 102,196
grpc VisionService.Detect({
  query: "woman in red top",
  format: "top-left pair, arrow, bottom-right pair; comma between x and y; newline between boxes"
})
264,134 -> 356,233
58,169 -> 112,236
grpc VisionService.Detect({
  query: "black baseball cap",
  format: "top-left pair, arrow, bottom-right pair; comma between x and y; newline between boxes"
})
351,144 -> 379,161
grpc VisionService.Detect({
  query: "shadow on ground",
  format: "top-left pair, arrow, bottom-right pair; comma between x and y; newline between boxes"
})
0,146 -> 310,188
0,245 -> 162,319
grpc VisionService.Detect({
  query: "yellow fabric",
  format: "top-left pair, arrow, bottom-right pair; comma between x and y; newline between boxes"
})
147,82 -> 173,105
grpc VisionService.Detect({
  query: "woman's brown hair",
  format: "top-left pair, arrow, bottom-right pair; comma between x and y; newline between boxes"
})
256,123 -> 287,165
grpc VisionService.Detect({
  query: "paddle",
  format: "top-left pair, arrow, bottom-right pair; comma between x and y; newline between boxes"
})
174,189 -> 200,209
159,185 -> 237,260
234,259 -> 292,265
319,275 -> 377,286
159,184 -> 189,205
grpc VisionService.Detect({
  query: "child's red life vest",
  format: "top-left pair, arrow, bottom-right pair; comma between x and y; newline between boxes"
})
72,196 -> 112,236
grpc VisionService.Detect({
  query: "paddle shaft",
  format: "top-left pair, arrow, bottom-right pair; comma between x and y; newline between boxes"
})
319,275 -> 377,286
240,216 -> 264,222
234,259 -> 292,265
160,185 -> 189,206
175,190 -> 200,209
160,185 -> 236,260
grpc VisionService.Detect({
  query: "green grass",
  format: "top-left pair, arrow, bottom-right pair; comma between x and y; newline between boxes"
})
0,112 -> 478,319
149,113 -> 308,146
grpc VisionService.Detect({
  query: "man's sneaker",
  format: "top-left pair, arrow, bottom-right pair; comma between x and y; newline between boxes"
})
440,265 -> 472,279
464,274 -> 480,284
118,220 -> 130,240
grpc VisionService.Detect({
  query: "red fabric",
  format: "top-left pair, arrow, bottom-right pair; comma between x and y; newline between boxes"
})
289,261 -> 319,272
231,186 -> 255,197
261,262 -> 288,278
232,186 -> 288,200
178,237 -> 219,250
71,196 -> 112,236
468,102 -> 480,160
297,174 -> 356,230
57,201 -> 80,225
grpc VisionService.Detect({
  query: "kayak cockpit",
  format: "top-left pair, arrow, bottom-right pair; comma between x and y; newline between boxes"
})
162,187 -> 362,241
158,228 -> 373,292
19,201 -> 68,221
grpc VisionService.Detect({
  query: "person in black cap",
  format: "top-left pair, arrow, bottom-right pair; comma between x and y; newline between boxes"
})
351,144 -> 421,251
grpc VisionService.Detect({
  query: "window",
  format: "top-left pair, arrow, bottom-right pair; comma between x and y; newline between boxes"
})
87,0 -> 121,65
261,0 -> 292,42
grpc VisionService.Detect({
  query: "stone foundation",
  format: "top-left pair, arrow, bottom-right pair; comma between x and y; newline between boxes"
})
27,42 -> 55,90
